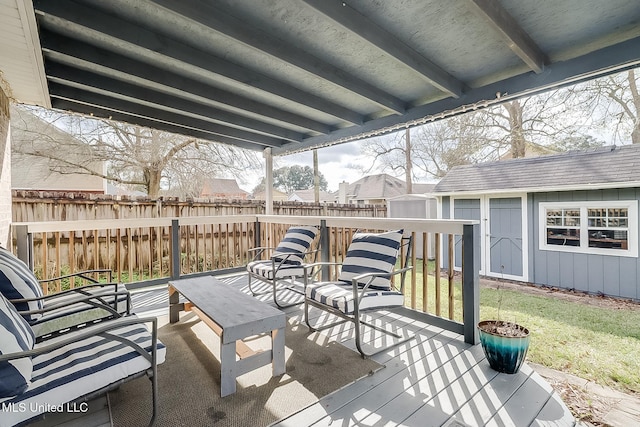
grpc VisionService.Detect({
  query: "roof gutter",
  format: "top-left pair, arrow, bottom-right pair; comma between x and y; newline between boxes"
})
432,180 -> 640,197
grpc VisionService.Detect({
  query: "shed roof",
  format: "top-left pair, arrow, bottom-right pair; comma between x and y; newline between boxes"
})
2,0 -> 640,155
433,144 -> 640,195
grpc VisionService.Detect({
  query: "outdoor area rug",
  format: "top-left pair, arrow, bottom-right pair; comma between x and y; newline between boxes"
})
108,313 -> 382,427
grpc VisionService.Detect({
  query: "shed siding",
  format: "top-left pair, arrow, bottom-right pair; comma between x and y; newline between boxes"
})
453,199 -> 481,269
531,189 -> 639,300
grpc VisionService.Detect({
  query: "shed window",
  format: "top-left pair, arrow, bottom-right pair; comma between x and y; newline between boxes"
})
540,201 -> 637,257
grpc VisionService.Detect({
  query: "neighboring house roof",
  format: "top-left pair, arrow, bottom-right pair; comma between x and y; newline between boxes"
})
345,174 -> 436,202
347,174 -> 406,201
434,144 -> 640,195
499,142 -> 557,160
412,183 -> 437,194
200,178 -> 248,198
288,189 -> 335,203
106,183 -> 147,197
11,106 -> 106,193
253,188 -> 288,201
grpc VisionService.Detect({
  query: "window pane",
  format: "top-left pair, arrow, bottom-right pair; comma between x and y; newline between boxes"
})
547,228 -> 580,246
589,229 -> 628,250
588,208 -> 605,217
547,217 -> 562,226
609,208 -> 628,218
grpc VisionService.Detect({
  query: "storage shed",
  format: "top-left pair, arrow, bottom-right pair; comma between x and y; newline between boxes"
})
433,145 -> 640,300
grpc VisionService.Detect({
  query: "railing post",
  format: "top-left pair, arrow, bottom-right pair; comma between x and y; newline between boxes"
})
14,225 -> 34,270
462,223 -> 480,345
320,219 -> 330,279
254,218 -> 261,249
170,219 -> 181,280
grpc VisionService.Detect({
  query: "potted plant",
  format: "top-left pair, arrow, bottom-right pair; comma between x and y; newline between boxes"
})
478,319 -> 530,374
478,269 -> 531,374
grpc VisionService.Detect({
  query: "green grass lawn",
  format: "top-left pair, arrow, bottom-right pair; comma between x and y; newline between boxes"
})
403,262 -> 640,395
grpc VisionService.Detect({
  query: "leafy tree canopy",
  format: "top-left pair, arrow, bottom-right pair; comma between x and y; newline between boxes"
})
252,165 -> 328,194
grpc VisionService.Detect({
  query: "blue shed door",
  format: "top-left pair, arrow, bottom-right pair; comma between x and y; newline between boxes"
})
488,197 -> 523,277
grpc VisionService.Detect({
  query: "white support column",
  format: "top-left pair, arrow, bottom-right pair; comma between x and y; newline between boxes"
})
0,85 -> 12,248
264,148 -> 273,215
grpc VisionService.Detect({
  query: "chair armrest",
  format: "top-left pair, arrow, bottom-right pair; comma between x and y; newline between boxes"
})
17,290 -> 131,320
39,269 -> 113,284
351,266 -> 414,293
10,282 -> 121,303
248,246 -> 275,253
268,248 -> 320,272
248,246 -> 277,261
269,247 -> 319,259
0,315 -> 158,364
303,261 -> 342,282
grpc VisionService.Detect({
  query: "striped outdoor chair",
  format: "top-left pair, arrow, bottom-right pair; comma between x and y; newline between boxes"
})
0,247 -> 131,341
0,292 -> 166,427
246,225 -> 319,308
303,229 -> 415,358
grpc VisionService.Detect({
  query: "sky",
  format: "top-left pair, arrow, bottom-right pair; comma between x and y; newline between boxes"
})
240,139 -> 379,193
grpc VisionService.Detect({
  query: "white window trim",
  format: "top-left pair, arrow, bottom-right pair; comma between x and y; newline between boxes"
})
539,200 -> 638,258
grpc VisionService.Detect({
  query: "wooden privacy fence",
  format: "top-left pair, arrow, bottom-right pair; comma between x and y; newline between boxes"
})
12,191 -> 386,222
12,214 -> 480,345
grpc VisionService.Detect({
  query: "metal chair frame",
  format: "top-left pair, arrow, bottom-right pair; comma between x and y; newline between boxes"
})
303,235 -> 415,358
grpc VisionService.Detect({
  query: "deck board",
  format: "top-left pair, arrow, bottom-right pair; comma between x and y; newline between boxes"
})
126,274 -> 574,427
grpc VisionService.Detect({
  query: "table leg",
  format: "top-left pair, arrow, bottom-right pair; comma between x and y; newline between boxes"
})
271,327 -> 285,376
169,285 -> 180,324
220,341 -> 237,397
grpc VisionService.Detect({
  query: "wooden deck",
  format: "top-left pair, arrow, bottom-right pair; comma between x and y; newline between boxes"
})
35,273 -> 573,427
130,274 -> 574,427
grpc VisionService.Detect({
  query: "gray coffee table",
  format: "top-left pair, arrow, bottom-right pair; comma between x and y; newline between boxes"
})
168,276 -> 286,397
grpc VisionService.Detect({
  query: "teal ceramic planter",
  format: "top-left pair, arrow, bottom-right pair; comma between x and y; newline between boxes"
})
478,320 -> 530,374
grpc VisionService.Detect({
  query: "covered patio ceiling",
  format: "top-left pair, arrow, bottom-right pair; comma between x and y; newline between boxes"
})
2,0 -> 640,156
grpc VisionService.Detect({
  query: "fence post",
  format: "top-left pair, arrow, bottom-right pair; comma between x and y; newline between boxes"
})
462,223 -> 480,345
170,219 -> 181,280
14,224 -> 33,270
320,219 -> 330,279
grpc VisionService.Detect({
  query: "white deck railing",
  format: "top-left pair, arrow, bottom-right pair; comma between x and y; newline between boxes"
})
12,214 -> 480,344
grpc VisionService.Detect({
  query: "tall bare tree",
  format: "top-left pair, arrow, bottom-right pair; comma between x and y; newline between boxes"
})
359,129 -> 415,180
11,106 -> 259,197
360,84 -> 602,180
411,113 -> 494,178
569,68 -> 640,144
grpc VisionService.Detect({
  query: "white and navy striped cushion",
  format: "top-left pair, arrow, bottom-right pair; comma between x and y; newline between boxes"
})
0,293 -> 35,398
272,226 -> 318,265
0,247 -> 44,321
247,260 -> 305,280
338,230 -> 404,290
0,318 -> 166,427
305,282 -> 404,315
